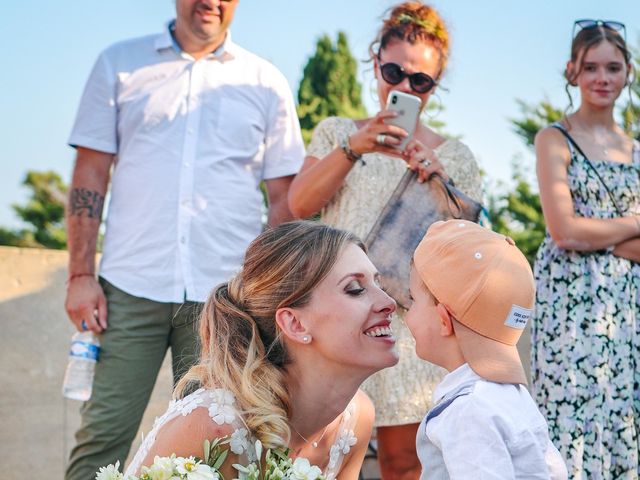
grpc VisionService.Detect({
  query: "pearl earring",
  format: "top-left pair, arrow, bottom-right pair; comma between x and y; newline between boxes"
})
302,335 -> 311,344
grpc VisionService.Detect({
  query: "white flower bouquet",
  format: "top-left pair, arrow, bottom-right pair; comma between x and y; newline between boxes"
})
95,456 -> 219,480
95,438 -> 325,480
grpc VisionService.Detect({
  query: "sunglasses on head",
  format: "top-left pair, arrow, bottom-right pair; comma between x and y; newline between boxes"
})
378,59 -> 437,94
572,19 -> 626,42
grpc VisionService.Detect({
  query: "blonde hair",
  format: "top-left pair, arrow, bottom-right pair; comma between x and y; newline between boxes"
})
175,221 -> 364,448
371,1 -> 450,76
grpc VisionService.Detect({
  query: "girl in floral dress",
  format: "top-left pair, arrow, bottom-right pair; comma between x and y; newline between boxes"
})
531,20 -> 640,479
124,221 -> 400,479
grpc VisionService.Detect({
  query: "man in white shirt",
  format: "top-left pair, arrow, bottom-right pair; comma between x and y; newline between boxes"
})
405,221 -> 568,479
64,1 -> 304,478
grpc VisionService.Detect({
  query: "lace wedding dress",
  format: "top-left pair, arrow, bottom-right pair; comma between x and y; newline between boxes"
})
124,387 -> 360,479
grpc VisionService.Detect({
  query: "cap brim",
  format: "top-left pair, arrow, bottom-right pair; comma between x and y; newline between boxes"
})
454,320 -> 527,385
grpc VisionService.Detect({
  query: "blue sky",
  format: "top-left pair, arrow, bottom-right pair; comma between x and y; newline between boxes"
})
1,0 -> 637,228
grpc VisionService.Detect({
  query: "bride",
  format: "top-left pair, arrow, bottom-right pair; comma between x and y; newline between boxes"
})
124,221 -> 399,479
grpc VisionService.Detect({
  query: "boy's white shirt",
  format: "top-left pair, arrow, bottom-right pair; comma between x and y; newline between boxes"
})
417,363 -> 568,480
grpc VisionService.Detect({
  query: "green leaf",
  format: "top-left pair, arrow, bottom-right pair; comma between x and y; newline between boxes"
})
233,463 -> 250,473
213,448 -> 229,470
203,439 -> 211,464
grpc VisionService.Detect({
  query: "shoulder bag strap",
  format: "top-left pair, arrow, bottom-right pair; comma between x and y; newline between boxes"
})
551,123 -> 623,216
432,174 -> 463,217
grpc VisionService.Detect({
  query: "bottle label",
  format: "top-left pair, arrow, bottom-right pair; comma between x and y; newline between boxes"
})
69,340 -> 100,361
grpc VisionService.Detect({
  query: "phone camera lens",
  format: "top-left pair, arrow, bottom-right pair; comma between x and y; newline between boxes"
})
391,96 -> 397,104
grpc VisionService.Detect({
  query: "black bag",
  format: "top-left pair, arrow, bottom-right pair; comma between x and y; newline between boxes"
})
365,171 -> 482,309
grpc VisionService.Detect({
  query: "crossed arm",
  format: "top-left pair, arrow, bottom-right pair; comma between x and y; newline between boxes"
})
535,127 -> 640,262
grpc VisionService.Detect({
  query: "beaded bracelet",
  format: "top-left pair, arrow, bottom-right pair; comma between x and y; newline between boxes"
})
341,136 -> 365,165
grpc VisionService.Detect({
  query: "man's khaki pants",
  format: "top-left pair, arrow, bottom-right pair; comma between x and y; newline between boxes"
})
65,278 -> 201,480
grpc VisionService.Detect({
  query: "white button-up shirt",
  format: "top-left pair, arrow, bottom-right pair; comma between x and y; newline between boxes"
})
417,364 -> 568,480
69,23 -> 304,302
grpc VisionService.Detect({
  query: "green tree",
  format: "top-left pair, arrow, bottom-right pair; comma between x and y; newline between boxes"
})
0,170 -> 68,249
486,99 -> 562,264
510,99 -> 564,148
297,32 -> 367,143
486,98 -> 561,265
486,159 -> 546,265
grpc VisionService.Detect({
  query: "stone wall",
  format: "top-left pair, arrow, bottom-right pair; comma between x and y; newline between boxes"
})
0,247 -> 173,479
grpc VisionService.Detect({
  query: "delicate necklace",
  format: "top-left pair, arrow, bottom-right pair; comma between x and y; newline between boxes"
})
594,136 -> 610,157
291,424 -> 330,448
572,117 -> 612,157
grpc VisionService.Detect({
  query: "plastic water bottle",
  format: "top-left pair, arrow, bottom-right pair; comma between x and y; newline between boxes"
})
62,331 -> 100,401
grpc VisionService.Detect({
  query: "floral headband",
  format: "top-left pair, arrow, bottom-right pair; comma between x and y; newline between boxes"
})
396,13 -> 446,41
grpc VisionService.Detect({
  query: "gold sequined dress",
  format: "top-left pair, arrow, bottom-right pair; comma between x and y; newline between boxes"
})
306,117 -> 483,426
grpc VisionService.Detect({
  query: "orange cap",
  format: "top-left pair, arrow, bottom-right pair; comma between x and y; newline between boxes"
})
413,220 -> 534,385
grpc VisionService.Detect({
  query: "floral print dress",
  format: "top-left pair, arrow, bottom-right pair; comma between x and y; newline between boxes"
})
124,388 -> 359,479
531,129 -> 640,479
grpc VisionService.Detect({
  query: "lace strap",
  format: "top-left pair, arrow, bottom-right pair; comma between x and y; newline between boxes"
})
124,388 -> 251,477
324,398 -> 359,480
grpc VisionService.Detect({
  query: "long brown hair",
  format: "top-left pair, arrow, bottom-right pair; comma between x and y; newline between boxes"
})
175,221 -> 364,448
564,24 -> 633,114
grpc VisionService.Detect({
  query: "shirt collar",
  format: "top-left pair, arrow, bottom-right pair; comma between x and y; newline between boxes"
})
433,363 -> 481,404
154,20 -> 235,61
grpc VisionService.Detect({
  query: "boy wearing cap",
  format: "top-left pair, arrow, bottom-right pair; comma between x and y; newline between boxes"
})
406,219 -> 567,479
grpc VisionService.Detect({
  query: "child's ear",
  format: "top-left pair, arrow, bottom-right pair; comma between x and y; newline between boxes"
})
436,303 -> 456,337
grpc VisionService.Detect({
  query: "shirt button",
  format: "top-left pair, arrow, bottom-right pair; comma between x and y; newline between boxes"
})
180,237 -> 186,244
187,128 -> 194,135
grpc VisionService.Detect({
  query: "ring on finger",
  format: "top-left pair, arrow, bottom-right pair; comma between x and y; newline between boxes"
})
376,134 -> 386,145
420,158 -> 432,167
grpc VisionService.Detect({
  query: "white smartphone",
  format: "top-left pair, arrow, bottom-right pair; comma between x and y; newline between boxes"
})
384,91 -> 422,150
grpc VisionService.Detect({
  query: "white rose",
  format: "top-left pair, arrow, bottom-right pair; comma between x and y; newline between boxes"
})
146,456 -> 176,480
290,458 -> 322,480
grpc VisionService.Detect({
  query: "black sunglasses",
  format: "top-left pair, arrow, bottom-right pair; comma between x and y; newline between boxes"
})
378,59 -> 437,94
573,19 -> 626,42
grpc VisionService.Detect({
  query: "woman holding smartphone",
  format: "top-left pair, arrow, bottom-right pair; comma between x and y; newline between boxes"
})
289,2 -> 482,478
531,20 -> 639,478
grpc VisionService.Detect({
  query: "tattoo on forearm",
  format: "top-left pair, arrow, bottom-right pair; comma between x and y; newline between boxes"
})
69,188 -> 105,219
